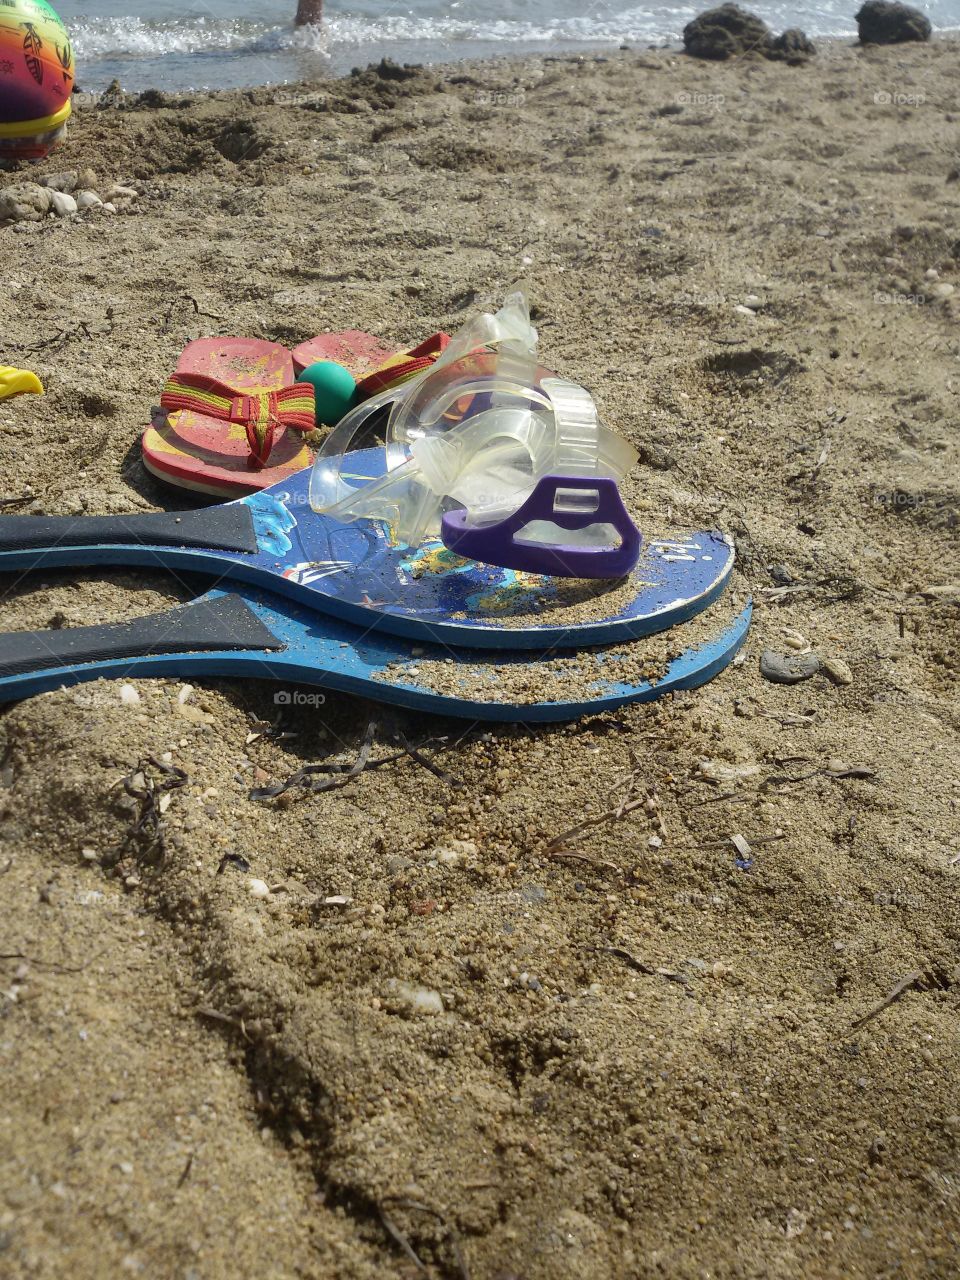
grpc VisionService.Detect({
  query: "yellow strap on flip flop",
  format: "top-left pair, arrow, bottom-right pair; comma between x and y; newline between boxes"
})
0,366 -> 44,401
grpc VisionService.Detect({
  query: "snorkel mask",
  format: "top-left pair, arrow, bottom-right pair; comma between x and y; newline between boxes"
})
308,290 -> 642,578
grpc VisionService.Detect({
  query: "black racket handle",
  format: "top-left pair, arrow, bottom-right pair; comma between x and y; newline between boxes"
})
0,594 -> 281,678
0,505 -> 258,554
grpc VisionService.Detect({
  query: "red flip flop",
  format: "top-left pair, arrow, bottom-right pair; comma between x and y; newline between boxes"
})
142,333 -> 399,500
292,330 -> 398,378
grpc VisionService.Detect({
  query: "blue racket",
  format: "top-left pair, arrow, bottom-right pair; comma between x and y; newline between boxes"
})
0,452 -> 735,649
0,583 -> 752,722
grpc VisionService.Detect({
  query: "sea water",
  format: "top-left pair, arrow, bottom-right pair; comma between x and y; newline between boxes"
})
59,0 -> 954,92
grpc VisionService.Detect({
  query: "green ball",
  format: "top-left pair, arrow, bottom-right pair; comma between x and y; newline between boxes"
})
298,360 -> 358,427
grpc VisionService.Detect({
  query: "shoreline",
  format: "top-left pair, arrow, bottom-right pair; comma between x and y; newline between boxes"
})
67,25 -> 960,97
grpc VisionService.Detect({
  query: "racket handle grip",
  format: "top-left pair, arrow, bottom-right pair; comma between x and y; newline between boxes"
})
0,505 -> 258,554
0,594 -> 281,679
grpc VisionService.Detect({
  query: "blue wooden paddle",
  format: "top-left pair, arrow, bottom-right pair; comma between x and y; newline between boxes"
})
0,584 -> 752,722
0,451 -> 735,649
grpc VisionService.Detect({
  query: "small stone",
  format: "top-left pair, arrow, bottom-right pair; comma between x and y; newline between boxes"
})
698,759 -> 762,784
76,190 -> 103,210
734,304 -> 756,317
760,649 -> 821,684
248,878 -> 271,899
769,563 -> 794,585
119,684 -> 140,705
388,981 -> 444,1016
822,656 -> 853,685
101,203 -> 117,214
785,1208 -> 807,1239
40,170 -> 78,193
730,833 -> 752,857
648,834 -> 663,849
75,167 -> 98,191
782,629 -> 808,651
81,847 -> 98,862
105,184 -> 139,203
0,182 -> 52,223
50,191 -> 78,217
929,282 -> 955,301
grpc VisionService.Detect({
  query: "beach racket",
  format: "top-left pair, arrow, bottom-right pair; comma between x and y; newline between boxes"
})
0,450 -> 735,649
0,583 -> 752,722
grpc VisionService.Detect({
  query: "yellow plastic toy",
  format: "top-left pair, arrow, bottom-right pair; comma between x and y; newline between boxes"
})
0,366 -> 44,400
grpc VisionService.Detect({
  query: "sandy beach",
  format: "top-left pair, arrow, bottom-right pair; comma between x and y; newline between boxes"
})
1,34 -> 959,1278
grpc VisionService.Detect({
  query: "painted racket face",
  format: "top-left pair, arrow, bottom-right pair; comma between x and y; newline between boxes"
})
0,450 -> 735,649
232,457 -> 735,646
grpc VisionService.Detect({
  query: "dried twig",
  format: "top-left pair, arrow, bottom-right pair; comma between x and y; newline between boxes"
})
196,1006 -> 252,1041
379,1196 -> 469,1280
850,970 -> 925,1031
250,719 -> 377,799
587,945 -> 688,985
378,1204 -> 427,1274
546,796 -> 645,851
250,725 -> 463,800
17,320 -> 93,353
0,951 -> 86,973
395,732 -> 462,788
111,755 -> 188,866
548,850 -> 620,873
686,790 -> 745,808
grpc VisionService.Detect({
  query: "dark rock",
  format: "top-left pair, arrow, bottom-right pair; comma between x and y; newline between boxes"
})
768,28 -> 817,62
760,649 -> 821,684
373,57 -> 423,81
855,1 -> 931,44
683,4 -> 771,60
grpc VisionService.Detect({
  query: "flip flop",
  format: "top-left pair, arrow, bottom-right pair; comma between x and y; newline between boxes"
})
291,330 -> 398,378
142,332 -> 404,500
141,337 -> 306,499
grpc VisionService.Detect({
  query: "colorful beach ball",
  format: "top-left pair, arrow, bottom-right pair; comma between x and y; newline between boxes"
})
0,0 -> 74,163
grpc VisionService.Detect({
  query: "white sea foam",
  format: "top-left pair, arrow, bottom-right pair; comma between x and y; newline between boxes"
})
61,1 -> 950,90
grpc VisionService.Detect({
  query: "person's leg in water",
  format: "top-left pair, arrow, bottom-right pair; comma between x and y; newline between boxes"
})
295,0 -> 322,25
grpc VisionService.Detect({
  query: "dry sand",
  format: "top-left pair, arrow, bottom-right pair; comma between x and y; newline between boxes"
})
1,36 -> 959,1280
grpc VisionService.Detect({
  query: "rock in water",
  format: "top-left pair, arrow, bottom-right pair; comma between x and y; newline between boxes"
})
769,29 -> 817,62
683,4 -> 771,59
855,1 -> 931,43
